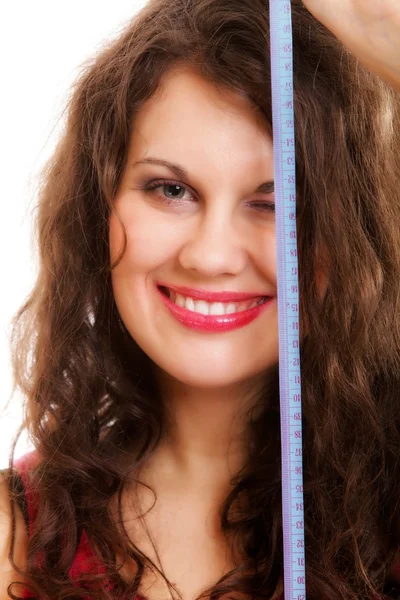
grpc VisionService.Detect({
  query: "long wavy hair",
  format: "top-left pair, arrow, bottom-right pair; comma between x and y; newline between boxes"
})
4,0 -> 400,598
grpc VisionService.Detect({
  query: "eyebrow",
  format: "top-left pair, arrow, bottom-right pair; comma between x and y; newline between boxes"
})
131,157 -> 274,194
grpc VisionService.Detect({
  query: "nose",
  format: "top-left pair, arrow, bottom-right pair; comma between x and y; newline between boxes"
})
178,205 -> 248,277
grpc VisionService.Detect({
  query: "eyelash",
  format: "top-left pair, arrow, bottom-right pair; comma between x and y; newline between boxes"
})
142,179 -> 275,213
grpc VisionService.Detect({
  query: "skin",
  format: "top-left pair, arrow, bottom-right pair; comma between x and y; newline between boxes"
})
110,65 -> 281,492
301,0 -> 400,92
109,65 -> 286,597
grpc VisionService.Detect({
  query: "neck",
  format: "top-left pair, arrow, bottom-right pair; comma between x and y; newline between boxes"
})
151,370 -> 265,490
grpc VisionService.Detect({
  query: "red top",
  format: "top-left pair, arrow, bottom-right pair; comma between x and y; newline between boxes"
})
13,451 -> 139,599
12,451 -> 399,600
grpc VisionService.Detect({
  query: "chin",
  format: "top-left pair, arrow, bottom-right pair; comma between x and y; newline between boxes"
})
156,360 -> 271,391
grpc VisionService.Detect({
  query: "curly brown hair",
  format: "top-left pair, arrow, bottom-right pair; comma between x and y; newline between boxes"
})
4,0 -> 400,599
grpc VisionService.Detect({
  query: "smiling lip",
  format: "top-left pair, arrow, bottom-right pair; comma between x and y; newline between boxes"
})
156,285 -> 274,333
156,283 -> 271,303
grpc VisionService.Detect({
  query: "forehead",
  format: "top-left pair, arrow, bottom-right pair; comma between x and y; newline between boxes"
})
130,66 -> 273,165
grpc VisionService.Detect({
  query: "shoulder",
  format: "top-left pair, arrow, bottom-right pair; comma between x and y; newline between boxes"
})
0,468 -> 28,599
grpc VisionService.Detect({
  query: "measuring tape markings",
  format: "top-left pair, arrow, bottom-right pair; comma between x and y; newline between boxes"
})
269,2 -> 306,599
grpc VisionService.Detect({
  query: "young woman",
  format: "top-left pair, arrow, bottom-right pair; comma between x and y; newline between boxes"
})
1,1 -> 400,599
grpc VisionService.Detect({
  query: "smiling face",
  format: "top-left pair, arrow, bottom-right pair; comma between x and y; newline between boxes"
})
109,65 -> 279,391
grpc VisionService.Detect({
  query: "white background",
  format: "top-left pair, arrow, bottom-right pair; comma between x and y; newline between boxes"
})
0,1 -> 147,469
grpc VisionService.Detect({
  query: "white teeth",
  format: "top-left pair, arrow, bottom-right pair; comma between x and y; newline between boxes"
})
175,294 -> 186,307
209,302 -> 225,315
168,290 -> 265,315
186,297 -> 195,312
225,303 -> 237,315
195,300 -> 211,315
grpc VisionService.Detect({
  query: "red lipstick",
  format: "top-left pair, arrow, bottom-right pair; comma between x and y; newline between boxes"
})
156,285 -> 274,333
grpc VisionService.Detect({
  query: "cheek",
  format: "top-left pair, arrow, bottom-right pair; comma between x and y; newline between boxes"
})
109,212 -> 125,266
252,230 -> 277,285
109,208 -> 182,274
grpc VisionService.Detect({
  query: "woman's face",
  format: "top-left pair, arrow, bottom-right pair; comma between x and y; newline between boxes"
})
109,65 -> 279,390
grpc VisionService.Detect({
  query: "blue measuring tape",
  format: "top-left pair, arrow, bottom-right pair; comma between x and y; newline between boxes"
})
269,2 -> 306,599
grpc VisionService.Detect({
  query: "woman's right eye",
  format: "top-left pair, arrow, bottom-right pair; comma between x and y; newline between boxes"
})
142,179 -> 195,205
